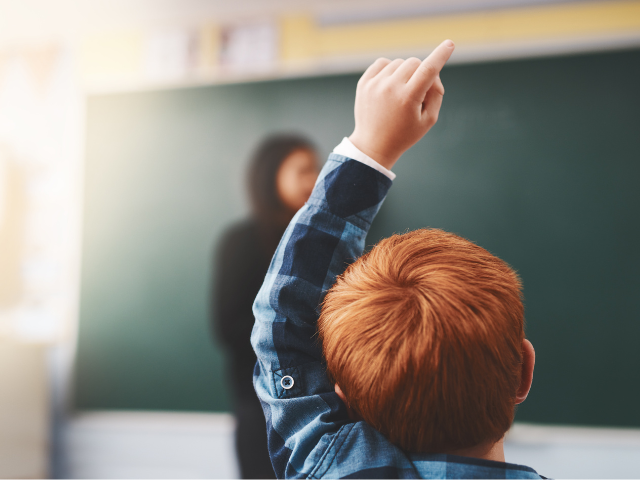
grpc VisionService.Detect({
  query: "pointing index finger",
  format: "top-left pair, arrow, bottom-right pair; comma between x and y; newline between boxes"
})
407,40 -> 455,99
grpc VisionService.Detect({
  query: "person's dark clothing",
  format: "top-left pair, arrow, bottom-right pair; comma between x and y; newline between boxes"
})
234,396 -> 274,479
212,218 -> 284,479
211,133 -> 315,479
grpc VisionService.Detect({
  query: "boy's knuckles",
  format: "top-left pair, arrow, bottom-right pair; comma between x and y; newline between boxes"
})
404,57 -> 421,68
384,59 -> 403,72
377,81 -> 396,96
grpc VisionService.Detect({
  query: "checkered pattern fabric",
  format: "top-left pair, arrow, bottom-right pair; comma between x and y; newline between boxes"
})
251,153 -> 542,479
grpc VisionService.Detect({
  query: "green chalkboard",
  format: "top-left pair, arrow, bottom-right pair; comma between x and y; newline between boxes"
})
77,49 -> 640,426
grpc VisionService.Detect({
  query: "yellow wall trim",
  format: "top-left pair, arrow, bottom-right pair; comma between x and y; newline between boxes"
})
281,1 -> 640,61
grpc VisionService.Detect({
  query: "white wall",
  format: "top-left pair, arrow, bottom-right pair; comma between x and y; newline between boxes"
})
62,412 -> 237,479
59,412 -> 640,479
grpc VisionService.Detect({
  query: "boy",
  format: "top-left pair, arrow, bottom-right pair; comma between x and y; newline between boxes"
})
251,40 -> 540,479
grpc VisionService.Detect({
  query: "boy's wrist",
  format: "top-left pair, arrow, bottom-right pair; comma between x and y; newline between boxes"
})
333,137 -> 396,180
348,132 -> 401,171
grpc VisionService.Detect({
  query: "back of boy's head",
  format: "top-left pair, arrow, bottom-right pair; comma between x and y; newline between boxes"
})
318,228 -> 524,453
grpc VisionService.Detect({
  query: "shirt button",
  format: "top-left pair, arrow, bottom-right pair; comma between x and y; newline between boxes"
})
281,375 -> 294,390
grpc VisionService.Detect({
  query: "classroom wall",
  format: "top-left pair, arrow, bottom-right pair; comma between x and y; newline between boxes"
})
1,1 -> 637,477
76,48 -> 640,426
0,341 -> 49,478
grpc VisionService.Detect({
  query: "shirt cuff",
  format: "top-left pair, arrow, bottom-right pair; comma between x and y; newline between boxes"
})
332,137 -> 396,181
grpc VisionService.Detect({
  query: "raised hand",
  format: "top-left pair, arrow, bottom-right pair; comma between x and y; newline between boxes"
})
349,39 -> 455,170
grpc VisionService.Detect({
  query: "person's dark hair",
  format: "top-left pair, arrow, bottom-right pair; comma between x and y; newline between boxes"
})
247,133 -> 316,223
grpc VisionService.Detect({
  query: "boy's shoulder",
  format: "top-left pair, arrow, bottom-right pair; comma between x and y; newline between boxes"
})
315,422 -> 542,479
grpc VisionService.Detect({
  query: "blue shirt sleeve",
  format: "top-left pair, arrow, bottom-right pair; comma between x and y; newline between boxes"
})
251,153 -> 393,479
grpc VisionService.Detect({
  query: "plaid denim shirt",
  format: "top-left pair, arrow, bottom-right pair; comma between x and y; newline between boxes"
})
251,153 -> 543,479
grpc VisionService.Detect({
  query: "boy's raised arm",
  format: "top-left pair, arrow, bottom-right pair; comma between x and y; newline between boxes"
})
251,40 -> 454,479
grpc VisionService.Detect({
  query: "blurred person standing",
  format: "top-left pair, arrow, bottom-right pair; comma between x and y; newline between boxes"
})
211,134 -> 319,479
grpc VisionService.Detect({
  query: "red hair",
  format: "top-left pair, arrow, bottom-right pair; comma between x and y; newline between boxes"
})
318,229 -> 524,453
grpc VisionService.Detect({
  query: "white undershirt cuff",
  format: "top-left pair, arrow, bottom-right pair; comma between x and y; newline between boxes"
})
332,137 -> 396,181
